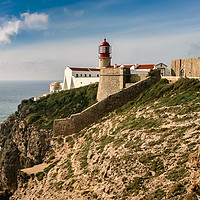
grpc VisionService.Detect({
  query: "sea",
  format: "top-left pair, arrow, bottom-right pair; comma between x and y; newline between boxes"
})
0,80 -> 61,125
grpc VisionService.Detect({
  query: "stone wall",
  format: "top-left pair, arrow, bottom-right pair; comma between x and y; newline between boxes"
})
162,76 -> 180,83
171,58 -> 200,77
97,68 -> 130,102
130,74 -> 147,83
53,73 -> 160,136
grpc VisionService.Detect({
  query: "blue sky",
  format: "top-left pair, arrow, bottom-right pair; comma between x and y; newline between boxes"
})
0,0 -> 200,80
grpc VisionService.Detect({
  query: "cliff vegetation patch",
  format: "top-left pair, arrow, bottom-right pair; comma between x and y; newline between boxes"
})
21,83 -> 98,129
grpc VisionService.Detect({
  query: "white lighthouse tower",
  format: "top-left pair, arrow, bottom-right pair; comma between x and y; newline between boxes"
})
98,38 -> 112,68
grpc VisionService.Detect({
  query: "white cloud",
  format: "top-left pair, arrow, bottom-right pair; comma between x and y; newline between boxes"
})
0,12 -> 49,45
0,19 -> 21,44
21,12 -> 49,30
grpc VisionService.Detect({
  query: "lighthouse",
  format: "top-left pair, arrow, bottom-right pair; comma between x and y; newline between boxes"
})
98,38 -> 111,68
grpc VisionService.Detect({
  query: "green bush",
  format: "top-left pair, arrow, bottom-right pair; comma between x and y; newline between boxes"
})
47,155 -> 55,163
44,161 -> 59,174
19,171 -> 30,181
36,172 -> 45,181
57,137 -> 64,144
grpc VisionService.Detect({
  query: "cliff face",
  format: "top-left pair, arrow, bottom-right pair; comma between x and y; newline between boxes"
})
0,101 -> 52,196
9,78 -> 200,200
0,83 -> 98,198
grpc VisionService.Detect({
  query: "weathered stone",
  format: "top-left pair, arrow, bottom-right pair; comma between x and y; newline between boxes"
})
171,58 -> 200,77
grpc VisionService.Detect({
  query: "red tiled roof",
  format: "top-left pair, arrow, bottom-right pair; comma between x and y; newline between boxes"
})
107,64 -> 154,69
69,64 -> 154,71
69,67 -> 100,71
136,65 -> 154,69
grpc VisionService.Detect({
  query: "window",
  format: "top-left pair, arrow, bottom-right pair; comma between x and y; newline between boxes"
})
85,74 -> 87,77
97,74 -> 99,77
80,74 -> 82,77
80,82 -> 82,84
76,74 -> 78,77
89,74 -> 91,77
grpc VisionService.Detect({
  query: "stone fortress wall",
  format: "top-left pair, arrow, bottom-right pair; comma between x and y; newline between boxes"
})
53,72 -> 160,136
129,74 -> 147,84
97,68 -> 147,102
97,68 -> 130,102
171,58 -> 200,77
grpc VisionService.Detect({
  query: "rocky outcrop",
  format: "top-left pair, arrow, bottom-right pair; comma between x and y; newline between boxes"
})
0,101 -> 52,197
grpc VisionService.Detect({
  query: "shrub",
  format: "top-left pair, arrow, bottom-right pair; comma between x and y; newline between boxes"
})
168,183 -> 186,197
54,181 -> 64,190
57,137 -> 64,144
44,161 -> 59,174
19,171 -> 30,181
124,177 -> 143,195
36,172 -> 45,181
167,167 -> 187,181
47,155 -> 55,163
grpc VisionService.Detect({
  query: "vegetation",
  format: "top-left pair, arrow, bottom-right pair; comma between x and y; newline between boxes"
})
168,183 -> 186,197
19,171 -> 30,181
21,83 -> 98,129
36,172 -> 45,181
46,155 -> 55,163
135,77 -> 200,107
44,161 -> 59,174
146,189 -> 166,200
124,177 -> 144,196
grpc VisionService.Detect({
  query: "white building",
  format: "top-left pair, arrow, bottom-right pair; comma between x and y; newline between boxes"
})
130,63 -> 170,76
62,66 -> 100,90
107,63 -> 170,76
154,63 -> 171,76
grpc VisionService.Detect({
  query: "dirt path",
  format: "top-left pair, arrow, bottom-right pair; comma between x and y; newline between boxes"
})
21,163 -> 49,174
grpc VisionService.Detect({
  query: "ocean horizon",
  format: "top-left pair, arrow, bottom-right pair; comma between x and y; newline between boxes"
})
0,80 -> 62,125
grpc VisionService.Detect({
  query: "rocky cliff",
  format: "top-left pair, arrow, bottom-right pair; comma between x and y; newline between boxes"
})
1,79 -> 200,200
0,83 -> 98,199
5,78 -> 200,199
0,101 -> 52,198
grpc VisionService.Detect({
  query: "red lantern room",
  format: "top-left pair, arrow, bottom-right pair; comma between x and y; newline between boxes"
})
98,38 -> 111,58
